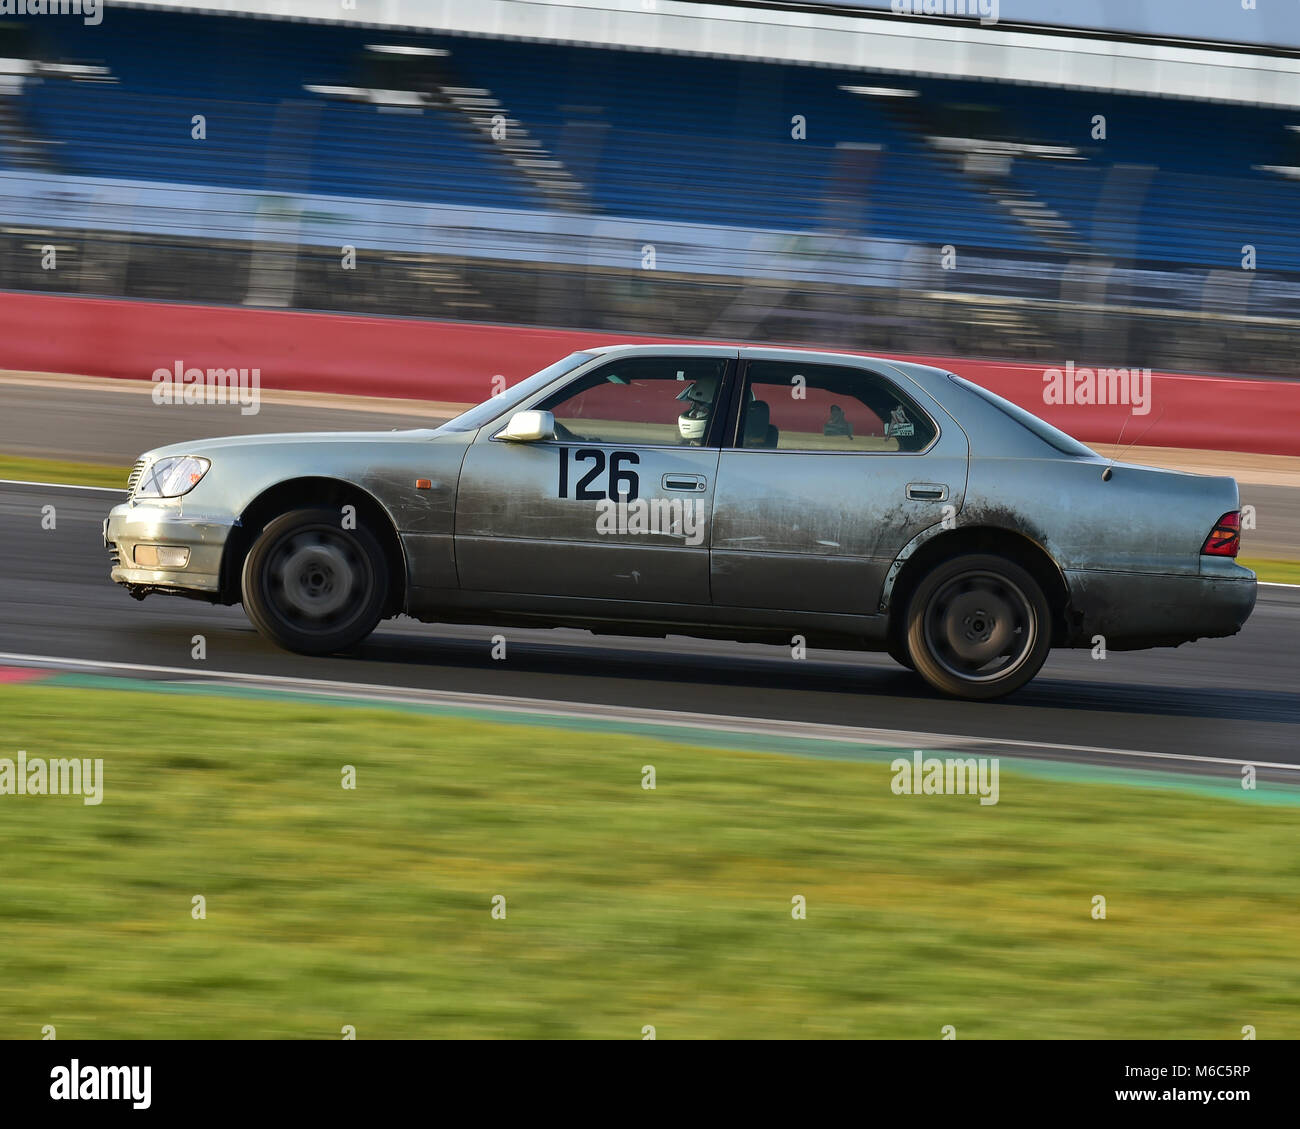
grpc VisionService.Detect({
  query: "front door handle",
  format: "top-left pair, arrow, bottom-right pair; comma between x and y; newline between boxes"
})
663,473 -> 707,492
906,482 -> 949,501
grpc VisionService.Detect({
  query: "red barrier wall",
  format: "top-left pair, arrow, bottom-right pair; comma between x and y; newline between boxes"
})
2,292 -> 1297,456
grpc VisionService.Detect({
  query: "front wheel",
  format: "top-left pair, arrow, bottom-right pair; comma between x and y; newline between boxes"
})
904,554 -> 1051,700
885,636 -> 915,671
241,507 -> 389,655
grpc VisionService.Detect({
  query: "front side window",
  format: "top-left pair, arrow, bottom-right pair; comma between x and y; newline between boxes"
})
534,356 -> 729,447
738,361 -> 937,453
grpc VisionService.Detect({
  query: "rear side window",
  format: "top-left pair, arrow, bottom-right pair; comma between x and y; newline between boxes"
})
738,361 -> 937,453
949,374 -> 1096,457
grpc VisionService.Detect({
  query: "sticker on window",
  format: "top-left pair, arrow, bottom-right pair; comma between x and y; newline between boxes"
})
885,405 -> 915,438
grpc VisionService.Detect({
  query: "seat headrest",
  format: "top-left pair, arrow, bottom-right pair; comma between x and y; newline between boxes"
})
744,399 -> 771,446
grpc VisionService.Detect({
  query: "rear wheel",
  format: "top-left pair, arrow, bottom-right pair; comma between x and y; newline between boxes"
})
904,553 -> 1051,700
241,507 -> 389,655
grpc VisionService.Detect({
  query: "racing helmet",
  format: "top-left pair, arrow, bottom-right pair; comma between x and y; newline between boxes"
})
676,375 -> 718,441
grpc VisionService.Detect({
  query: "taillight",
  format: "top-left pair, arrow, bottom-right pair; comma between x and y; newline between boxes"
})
1201,511 -> 1241,557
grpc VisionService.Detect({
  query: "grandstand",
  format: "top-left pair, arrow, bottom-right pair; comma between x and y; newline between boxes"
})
0,1 -> 1296,375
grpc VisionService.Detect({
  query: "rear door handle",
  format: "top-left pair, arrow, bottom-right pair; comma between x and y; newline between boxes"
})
663,473 -> 707,492
906,482 -> 949,501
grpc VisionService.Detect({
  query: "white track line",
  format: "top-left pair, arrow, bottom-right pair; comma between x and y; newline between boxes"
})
1,649 -> 1297,774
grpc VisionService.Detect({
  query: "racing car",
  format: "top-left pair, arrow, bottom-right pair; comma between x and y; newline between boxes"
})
104,345 -> 1256,699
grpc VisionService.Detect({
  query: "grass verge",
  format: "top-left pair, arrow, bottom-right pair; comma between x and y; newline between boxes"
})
1241,558 -> 1300,585
0,454 -> 128,490
1,682 -> 1297,1039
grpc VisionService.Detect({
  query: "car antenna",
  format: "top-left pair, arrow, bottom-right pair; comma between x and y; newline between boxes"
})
1102,403 -> 1165,481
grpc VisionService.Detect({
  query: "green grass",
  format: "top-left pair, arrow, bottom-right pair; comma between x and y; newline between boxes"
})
1241,558 -> 1300,585
1,683 -> 1298,1039
0,453 -> 128,490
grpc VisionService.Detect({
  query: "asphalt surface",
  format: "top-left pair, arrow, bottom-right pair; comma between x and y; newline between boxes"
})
2,482 -> 1297,779
1244,484 -> 1300,558
0,379 -> 431,464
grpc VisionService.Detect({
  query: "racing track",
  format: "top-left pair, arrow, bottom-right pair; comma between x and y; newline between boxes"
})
2,482 -> 1298,782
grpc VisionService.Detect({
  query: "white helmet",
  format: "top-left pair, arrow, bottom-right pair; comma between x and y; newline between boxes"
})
677,377 -> 717,441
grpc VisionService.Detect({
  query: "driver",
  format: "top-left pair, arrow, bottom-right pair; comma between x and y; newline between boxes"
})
676,376 -> 718,443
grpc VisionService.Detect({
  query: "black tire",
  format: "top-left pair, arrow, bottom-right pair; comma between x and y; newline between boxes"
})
904,553 -> 1051,700
241,507 -> 389,655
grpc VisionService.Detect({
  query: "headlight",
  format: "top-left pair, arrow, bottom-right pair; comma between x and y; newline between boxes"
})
134,456 -> 211,498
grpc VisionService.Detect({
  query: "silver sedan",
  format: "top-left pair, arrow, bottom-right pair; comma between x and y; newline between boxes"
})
104,345 -> 1256,699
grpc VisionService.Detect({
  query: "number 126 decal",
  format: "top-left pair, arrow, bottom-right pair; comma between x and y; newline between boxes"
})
557,447 -> 640,501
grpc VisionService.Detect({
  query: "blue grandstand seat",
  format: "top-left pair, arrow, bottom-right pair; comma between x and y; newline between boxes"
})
11,5 -> 1298,271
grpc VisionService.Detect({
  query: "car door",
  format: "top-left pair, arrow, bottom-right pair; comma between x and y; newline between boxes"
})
710,353 -> 968,615
455,350 -> 737,604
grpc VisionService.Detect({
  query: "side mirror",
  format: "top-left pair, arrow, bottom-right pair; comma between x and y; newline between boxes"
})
499,409 -> 556,442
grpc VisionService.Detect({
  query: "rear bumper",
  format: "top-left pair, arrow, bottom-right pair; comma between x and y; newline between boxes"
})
104,501 -> 235,595
1063,564 -> 1256,649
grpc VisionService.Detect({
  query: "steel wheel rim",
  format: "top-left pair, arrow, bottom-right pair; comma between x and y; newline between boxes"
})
923,570 -> 1036,683
263,526 -> 371,632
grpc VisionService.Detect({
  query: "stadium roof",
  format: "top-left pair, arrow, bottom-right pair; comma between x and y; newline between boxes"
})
784,1 -> 1300,52
117,0 -> 1300,109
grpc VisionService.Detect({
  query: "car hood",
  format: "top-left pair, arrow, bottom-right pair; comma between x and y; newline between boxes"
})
140,428 -> 449,461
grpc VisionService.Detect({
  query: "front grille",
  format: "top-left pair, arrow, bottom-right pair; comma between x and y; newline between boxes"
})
107,542 -> 121,568
126,459 -> 146,494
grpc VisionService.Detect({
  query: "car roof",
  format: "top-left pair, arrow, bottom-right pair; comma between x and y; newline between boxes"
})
583,342 -> 948,371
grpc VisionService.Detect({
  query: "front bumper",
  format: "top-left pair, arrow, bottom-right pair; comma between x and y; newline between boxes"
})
104,500 -> 236,595
1064,563 -> 1257,649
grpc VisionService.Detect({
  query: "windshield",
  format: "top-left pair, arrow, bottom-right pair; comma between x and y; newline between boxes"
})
948,373 -> 1097,458
436,352 -> 597,433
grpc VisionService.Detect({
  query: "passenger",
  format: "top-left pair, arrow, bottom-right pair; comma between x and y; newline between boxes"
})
824,404 -> 853,438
